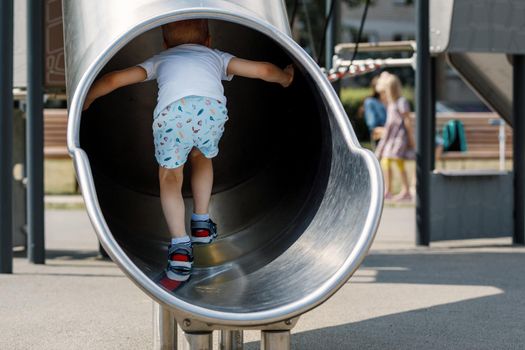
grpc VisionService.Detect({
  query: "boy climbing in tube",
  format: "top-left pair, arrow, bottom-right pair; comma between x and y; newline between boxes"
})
83,19 -> 294,290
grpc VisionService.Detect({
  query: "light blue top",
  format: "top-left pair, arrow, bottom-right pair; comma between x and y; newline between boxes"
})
363,97 -> 386,131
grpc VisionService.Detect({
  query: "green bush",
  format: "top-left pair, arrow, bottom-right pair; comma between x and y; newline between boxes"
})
340,88 -> 372,142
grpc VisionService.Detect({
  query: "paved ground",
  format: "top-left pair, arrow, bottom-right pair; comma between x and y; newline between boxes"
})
1,204 -> 524,349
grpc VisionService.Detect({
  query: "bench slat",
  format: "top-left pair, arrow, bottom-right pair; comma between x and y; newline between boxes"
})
44,109 -> 68,158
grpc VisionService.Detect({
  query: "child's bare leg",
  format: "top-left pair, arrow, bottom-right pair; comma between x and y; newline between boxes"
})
386,166 -> 393,194
188,148 -> 217,244
394,160 -> 412,201
382,159 -> 393,197
159,166 -> 186,237
159,164 -> 193,284
189,149 -> 213,214
399,169 -> 410,195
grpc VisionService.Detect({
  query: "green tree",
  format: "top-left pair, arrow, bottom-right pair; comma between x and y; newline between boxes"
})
286,0 -> 376,64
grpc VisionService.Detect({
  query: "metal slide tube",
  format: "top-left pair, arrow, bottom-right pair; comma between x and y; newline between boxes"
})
153,302 -> 177,350
64,0 -> 383,328
260,331 -> 290,350
219,330 -> 243,350
0,0 -> 14,274
181,332 -> 212,350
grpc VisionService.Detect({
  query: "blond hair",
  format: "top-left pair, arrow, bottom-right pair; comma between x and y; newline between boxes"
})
382,73 -> 403,104
374,71 -> 390,94
162,19 -> 209,48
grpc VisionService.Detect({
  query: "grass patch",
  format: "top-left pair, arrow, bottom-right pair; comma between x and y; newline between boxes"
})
45,159 -> 77,194
45,202 -> 85,210
339,87 -> 415,109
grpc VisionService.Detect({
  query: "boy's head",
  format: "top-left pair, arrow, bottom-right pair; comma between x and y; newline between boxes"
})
162,19 -> 210,48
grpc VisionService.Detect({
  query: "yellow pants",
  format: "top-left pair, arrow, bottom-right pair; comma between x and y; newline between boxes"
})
381,158 -> 406,172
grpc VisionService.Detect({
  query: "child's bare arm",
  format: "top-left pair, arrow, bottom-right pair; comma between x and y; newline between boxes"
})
83,66 -> 147,110
227,58 -> 294,87
402,111 -> 416,149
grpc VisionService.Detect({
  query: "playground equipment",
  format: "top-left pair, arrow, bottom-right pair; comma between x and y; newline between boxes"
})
327,0 -> 523,244
63,0 -> 383,348
330,40 -> 416,82
424,0 -> 524,243
430,0 -> 514,124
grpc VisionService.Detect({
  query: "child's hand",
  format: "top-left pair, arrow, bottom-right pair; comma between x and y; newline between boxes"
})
281,64 -> 294,88
83,96 -> 94,111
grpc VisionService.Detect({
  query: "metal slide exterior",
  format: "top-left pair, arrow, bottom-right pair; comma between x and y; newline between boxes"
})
430,0 -> 523,124
63,0 -> 383,329
446,53 -> 512,124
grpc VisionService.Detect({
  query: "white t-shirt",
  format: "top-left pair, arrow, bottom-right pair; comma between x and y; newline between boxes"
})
138,44 -> 235,116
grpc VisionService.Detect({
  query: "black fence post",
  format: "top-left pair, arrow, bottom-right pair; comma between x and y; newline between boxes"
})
416,0 -> 432,246
27,0 -> 45,264
0,0 -> 14,274
513,55 -> 525,245
325,0 -> 339,70
430,57 -> 437,171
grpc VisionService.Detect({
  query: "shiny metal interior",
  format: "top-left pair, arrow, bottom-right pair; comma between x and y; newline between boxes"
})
64,0 -> 383,326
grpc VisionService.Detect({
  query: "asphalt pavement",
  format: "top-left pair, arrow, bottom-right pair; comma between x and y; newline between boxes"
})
1,204 -> 524,349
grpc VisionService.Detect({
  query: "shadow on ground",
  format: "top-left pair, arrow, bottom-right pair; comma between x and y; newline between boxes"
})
14,249 -> 100,260
15,235 -> 524,348
245,248 -> 525,349
13,249 -> 121,277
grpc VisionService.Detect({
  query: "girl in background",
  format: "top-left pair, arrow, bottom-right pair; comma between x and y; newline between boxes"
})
375,73 -> 415,201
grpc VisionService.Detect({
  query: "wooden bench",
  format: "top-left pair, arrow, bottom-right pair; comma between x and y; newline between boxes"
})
43,108 -> 79,193
44,108 -> 69,159
435,113 -> 512,160
406,112 -> 512,160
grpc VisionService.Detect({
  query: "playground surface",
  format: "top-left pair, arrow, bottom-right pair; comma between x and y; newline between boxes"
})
1,204 -> 524,349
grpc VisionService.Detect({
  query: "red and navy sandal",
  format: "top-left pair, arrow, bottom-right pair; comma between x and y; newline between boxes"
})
190,219 -> 217,244
159,241 -> 193,291
165,241 -> 193,281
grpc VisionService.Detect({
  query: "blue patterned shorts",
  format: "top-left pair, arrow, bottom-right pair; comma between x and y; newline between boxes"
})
152,96 -> 228,168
